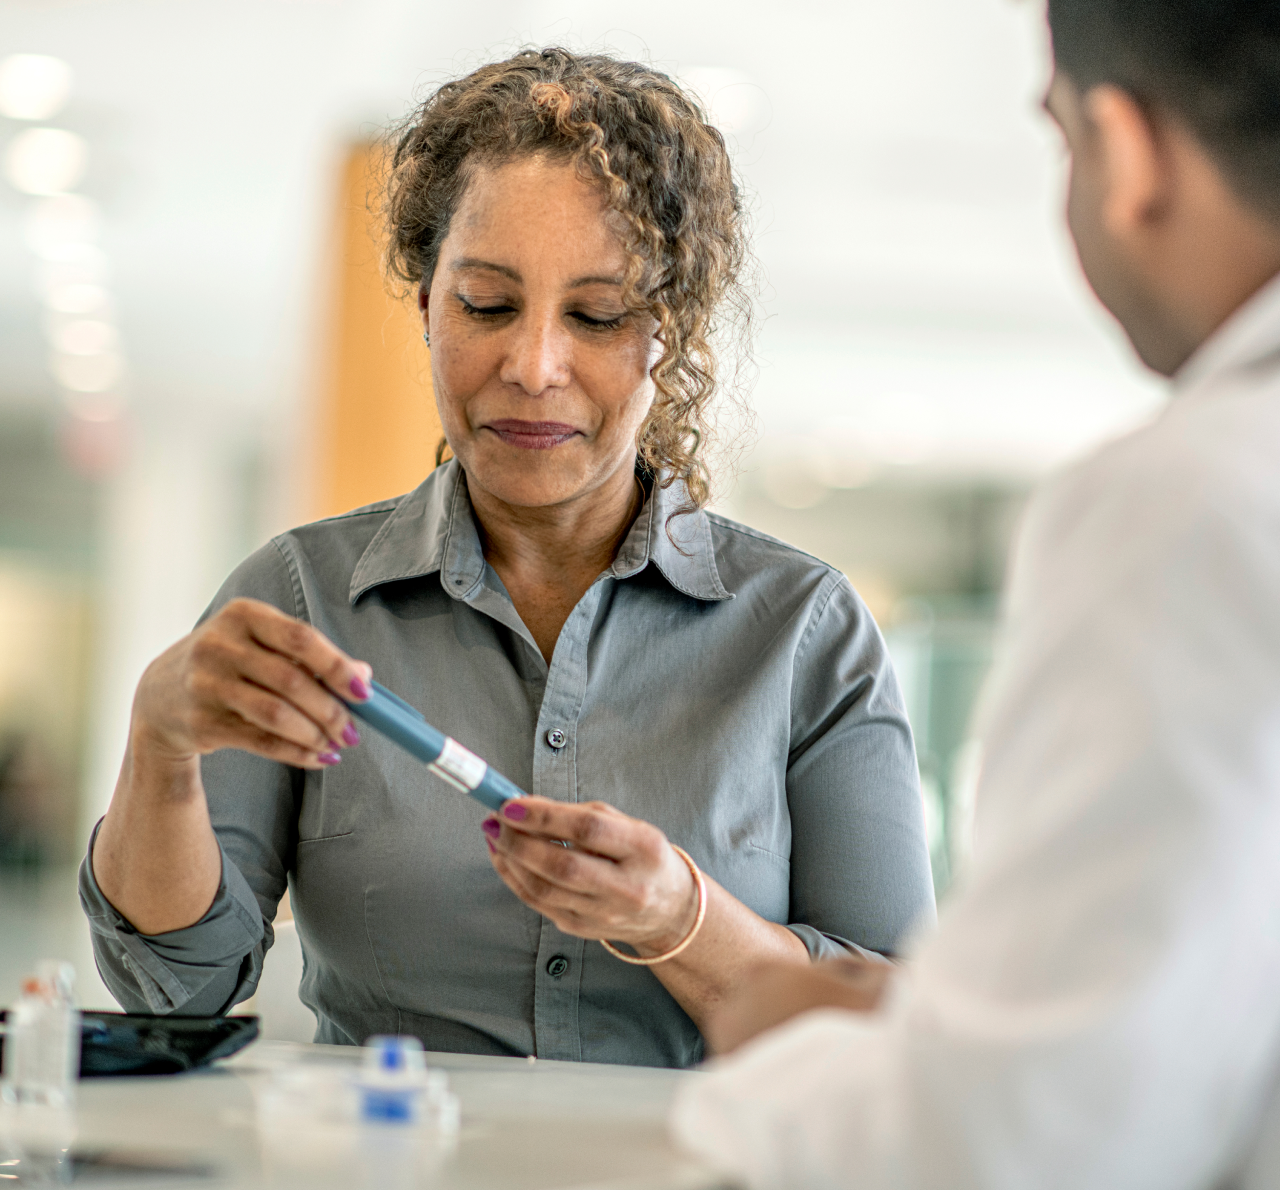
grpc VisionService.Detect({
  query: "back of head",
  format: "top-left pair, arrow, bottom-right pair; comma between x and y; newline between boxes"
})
1048,0 -> 1280,224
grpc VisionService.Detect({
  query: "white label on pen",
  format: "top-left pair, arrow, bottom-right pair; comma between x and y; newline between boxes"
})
428,737 -> 487,792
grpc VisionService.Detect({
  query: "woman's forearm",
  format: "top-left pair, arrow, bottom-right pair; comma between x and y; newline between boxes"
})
91,725 -> 223,936
91,598 -> 370,938
645,878 -> 809,1032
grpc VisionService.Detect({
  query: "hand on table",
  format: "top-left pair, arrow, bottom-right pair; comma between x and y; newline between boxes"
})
482,798 -> 699,956
131,596 -> 373,771
703,955 -> 896,1056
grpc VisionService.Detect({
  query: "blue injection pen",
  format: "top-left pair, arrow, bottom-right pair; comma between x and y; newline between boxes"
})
344,680 -> 527,813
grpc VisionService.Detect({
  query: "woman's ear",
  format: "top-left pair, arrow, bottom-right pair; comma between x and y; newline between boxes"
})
418,285 -> 430,323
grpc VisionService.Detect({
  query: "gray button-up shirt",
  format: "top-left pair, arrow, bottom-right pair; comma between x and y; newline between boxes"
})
80,461 -> 935,1068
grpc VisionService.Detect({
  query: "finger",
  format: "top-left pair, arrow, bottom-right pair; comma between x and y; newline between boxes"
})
489,846 -> 602,926
226,599 -> 373,704
489,842 -> 664,943
238,685 -> 338,754
203,708 -> 340,771
232,645 -> 354,748
198,664 -> 335,754
497,798 -> 644,861
488,842 -> 559,910
185,656 -> 328,754
493,826 -> 622,896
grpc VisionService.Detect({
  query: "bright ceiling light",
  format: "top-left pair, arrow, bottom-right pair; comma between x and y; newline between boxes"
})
44,281 -> 110,315
48,318 -> 116,356
25,194 -> 99,255
0,54 -> 72,121
35,257 -> 109,305
50,351 -> 123,392
4,127 -> 88,195
31,241 -> 105,268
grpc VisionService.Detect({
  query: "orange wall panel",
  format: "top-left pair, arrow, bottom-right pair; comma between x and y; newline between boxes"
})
315,145 -> 441,520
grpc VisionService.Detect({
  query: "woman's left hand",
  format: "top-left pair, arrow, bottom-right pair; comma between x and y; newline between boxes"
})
482,797 -> 698,956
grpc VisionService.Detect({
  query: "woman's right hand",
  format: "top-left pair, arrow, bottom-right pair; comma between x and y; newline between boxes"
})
130,596 -> 373,770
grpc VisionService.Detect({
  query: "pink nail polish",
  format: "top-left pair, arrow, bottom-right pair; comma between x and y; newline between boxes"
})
502,802 -> 527,821
349,676 -> 371,701
342,723 -> 360,748
318,751 -> 341,766
481,819 -> 500,839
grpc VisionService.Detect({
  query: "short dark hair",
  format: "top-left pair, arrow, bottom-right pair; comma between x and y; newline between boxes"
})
1048,0 -> 1280,221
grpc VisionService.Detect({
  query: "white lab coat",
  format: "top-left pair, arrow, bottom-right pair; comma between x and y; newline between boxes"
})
671,274 -> 1280,1190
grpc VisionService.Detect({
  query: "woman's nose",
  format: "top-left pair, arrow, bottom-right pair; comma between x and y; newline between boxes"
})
499,314 -> 571,396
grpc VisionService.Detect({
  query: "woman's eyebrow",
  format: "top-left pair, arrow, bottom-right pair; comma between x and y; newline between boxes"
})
450,259 -> 622,289
452,258 -> 521,281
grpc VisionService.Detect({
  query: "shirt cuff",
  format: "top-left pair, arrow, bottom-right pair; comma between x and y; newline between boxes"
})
78,818 -> 266,1014
785,923 -> 894,963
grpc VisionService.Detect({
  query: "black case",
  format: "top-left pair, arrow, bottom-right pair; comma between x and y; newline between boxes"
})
0,1010 -> 259,1077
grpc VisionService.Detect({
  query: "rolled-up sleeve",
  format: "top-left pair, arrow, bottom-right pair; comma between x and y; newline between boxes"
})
79,821 -> 265,1014
785,575 -> 936,958
78,540 -> 304,1015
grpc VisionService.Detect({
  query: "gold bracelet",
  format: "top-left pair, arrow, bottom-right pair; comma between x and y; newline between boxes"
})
600,844 -> 707,966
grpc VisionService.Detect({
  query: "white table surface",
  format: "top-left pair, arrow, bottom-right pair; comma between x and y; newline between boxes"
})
31,1040 -> 735,1189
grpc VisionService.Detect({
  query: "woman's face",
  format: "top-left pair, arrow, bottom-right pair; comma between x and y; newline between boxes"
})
423,155 -> 658,512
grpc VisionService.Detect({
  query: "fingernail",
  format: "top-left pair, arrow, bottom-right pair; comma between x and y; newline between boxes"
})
318,751 -> 341,766
481,819 -> 500,839
349,676 -> 371,701
486,839 -> 496,854
342,722 -> 360,748
502,802 -> 527,821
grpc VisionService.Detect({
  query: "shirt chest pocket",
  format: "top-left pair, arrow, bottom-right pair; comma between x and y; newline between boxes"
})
350,788 -> 542,1012
296,741 -> 429,842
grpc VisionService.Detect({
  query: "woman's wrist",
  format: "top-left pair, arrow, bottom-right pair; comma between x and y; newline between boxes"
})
122,720 -> 204,801
630,846 -> 703,958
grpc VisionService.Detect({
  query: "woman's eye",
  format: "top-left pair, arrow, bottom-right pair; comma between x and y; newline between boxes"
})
569,310 -> 626,330
458,297 -> 516,317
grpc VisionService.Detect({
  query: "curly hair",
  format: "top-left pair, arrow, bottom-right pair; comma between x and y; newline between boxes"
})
383,47 -> 752,515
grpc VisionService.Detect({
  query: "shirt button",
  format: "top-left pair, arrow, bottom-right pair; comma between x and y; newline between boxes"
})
546,955 -> 570,979
545,728 -> 566,750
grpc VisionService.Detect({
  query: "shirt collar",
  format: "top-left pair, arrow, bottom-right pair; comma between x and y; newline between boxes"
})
1175,269 -> 1280,396
611,473 -> 732,602
349,459 -> 731,605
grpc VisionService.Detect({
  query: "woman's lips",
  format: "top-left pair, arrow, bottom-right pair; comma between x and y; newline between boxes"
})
485,419 -> 580,450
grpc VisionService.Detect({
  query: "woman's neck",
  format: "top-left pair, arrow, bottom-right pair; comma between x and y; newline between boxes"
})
467,462 -> 645,663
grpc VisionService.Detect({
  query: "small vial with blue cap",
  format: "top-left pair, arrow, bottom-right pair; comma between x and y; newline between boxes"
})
358,1035 -> 428,1125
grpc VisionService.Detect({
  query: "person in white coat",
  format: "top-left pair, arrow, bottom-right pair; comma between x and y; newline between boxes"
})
670,1 -> 1280,1187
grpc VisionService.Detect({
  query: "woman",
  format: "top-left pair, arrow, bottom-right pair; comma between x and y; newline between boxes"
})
82,49 -> 934,1068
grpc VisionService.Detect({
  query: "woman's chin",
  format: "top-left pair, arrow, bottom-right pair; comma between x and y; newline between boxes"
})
464,466 -> 600,511
461,445 -> 628,511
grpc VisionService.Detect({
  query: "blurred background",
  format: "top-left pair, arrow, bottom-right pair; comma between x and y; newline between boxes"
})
0,0 -> 1161,1007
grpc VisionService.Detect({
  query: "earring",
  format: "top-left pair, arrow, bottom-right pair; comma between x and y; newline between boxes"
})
422,331 -> 430,346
